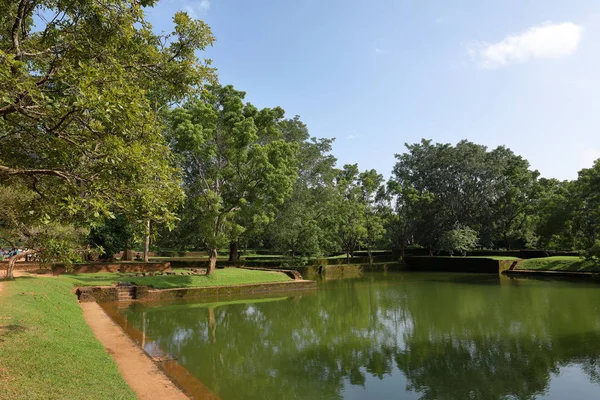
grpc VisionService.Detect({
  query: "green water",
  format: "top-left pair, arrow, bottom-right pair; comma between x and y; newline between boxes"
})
117,273 -> 600,399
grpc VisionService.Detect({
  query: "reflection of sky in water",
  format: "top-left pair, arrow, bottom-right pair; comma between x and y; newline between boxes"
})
342,366 -> 420,400
121,273 -> 600,400
544,365 -> 600,400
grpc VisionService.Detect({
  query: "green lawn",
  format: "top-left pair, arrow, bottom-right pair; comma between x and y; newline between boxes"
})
517,256 -> 600,272
465,256 -> 521,261
58,267 -> 292,289
409,255 -> 521,261
0,277 -> 136,400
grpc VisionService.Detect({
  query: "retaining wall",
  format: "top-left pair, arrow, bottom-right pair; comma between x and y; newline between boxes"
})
77,280 -> 317,303
404,257 -> 515,273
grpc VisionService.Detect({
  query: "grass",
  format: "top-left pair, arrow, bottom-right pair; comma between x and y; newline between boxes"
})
58,268 -> 292,289
0,277 -> 137,400
409,255 -> 521,261
465,256 -> 521,261
517,256 -> 600,272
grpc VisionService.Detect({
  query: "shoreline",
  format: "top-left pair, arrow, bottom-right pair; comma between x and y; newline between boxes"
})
81,301 -> 191,400
504,269 -> 600,280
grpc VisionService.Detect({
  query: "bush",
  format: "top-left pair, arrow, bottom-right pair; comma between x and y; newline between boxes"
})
438,226 -> 479,256
280,256 -> 308,269
584,240 -> 600,263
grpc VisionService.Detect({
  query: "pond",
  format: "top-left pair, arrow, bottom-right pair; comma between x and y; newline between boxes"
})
110,272 -> 600,400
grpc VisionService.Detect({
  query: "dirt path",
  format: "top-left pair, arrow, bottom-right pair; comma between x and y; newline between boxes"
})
81,302 -> 189,400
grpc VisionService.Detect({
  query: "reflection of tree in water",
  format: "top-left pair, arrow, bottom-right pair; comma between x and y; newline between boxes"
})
396,281 -> 600,400
123,276 -> 600,400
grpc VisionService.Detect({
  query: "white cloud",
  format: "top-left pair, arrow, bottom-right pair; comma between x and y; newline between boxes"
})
198,0 -> 211,12
468,22 -> 584,68
184,0 -> 211,18
374,47 -> 385,54
345,133 -> 364,140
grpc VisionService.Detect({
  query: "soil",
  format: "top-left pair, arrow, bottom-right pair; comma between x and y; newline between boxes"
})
80,302 -> 189,400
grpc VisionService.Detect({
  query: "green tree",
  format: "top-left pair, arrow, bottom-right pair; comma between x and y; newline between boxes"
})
358,169 -> 385,264
267,120 -> 338,257
87,214 -> 137,261
167,85 -> 298,273
391,139 -> 539,252
485,146 -> 540,249
571,159 -> 600,251
534,178 -> 575,250
0,1 -> 214,267
437,225 -> 479,256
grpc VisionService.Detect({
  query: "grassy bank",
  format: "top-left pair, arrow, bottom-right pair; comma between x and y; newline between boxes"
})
58,267 -> 292,289
0,277 -> 136,400
517,256 -> 600,272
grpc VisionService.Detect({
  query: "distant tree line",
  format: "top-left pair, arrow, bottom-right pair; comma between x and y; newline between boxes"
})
2,1 -> 599,278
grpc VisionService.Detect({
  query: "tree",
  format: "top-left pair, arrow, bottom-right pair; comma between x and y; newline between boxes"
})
267,119 -> 338,257
437,225 -> 479,256
534,178 -> 575,250
0,1 -> 214,265
571,159 -> 600,252
326,165 -> 384,264
87,214 -> 137,261
484,147 -> 539,250
0,184 -> 88,279
167,85 -> 298,274
358,170 -> 385,264
385,183 -> 433,258
390,139 -> 539,252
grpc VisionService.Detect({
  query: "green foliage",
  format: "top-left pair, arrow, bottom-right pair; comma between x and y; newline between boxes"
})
88,215 -> 137,260
166,85 -> 298,267
0,0 -> 214,250
280,256 -> 309,269
390,139 -> 539,251
0,184 -> 88,269
267,122 -> 338,257
584,240 -> 600,263
437,226 -> 479,255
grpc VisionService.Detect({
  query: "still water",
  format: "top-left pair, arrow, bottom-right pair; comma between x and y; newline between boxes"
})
115,273 -> 600,400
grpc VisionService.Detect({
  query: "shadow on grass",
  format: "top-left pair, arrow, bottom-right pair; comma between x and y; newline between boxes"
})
0,324 -> 27,342
64,273 -> 197,289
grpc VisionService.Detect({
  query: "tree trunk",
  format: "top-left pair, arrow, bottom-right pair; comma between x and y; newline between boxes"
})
143,219 -> 150,263
228,241 -> 239,263
5,250 -> 37,280
207,248 -> 217,275
346,249 -> 350,264
367,247 -> 373,265
121,243 -> 133,261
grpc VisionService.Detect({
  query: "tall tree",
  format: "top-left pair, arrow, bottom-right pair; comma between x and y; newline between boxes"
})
267,118 -> 338,257
167,85 -> 298,274
391,139 -> 540,252
0,1 -> 214,269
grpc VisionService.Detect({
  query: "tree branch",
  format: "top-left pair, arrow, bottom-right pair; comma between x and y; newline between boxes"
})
0,165 -> 78,182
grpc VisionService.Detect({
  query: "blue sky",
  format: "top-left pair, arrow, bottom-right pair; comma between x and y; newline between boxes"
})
146,0 -> 600,180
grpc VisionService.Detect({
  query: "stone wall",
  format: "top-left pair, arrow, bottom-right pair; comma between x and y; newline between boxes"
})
298,262 -> 405,279
140,281 -> 317,302
404,257 -> 504,273
76,286 -> 119,303
77,280 -> 317,303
